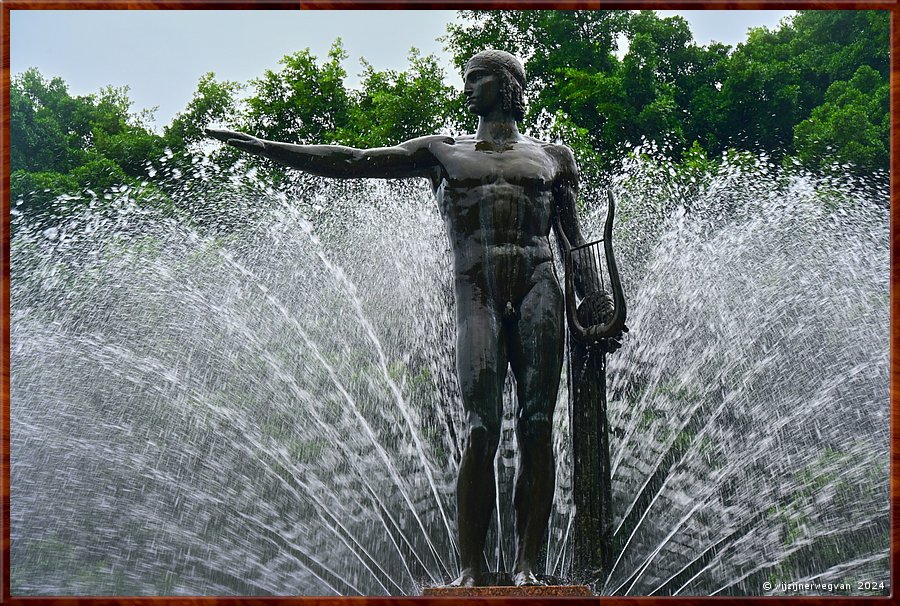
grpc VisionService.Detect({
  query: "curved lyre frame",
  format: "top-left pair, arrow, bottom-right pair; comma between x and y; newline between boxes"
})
559,191 -> 628,345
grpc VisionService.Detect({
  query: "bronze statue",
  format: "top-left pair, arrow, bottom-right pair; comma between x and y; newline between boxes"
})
207,49 -> 625,588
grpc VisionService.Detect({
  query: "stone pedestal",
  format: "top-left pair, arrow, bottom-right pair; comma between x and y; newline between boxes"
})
423,585 -> 593,597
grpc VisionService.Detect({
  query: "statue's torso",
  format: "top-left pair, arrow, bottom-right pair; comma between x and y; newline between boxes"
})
430,136 -> 563,303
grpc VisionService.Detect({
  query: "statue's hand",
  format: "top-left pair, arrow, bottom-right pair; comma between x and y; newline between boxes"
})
600,324 -> 628,354
577,290 -> 612,326
205,128 -> 266,155
577,290 -> 628,353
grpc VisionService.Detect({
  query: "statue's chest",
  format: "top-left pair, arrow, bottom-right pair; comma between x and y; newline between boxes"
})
440,144 -> 556,189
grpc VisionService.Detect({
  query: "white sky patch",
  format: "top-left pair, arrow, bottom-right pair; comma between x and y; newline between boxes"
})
656,10 -> 795,46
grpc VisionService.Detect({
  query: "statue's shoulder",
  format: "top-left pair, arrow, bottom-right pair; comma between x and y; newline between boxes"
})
535,141 -> 578,180
546,141 -> 576,161
525,137 -> 576,162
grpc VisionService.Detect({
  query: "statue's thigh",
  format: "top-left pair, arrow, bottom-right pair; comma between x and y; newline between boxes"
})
455,302 -> 507,424
509,279 -> 565,416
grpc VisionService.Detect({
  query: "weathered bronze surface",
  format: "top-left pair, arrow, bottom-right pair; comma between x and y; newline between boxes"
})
207,49 -> 625,588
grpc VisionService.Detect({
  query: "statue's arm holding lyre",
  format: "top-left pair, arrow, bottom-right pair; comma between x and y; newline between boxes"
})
552,145 -> 626,351
205,128 -> 442,179
551,145 -> 602,299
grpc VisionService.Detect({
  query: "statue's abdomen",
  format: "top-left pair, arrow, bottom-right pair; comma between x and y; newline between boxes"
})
440,182 -> 555,305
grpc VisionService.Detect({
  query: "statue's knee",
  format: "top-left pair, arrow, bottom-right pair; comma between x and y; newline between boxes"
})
518,414 -> 552,447
466,421 -> 500,459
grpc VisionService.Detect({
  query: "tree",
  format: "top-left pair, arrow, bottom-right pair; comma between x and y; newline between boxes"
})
245,41 -> 351,145
714,9 -> 888,171
91,86 -> 166,178
10,68 -> 166,212
11,68 -> 88,174
790,10 -> 889,98
677,42 -> 731,153
446,10 -> 716,168
793,65 -> 889,174
12,9 -> 889,215
716,25 -> 801,155
339,49 -> 461,148
165,72 -> 243,154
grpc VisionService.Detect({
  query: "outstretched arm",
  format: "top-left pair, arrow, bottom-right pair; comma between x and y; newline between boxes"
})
206,128 -> 443,179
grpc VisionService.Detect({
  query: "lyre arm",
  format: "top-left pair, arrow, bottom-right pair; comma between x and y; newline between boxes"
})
560,191 -> 628,344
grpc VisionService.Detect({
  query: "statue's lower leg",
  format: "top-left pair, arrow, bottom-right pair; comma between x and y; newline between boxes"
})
447,424 -> 499,587
512,416 -> 555,586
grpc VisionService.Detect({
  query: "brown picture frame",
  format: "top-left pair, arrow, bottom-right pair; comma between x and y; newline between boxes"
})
1,1 -> 896,604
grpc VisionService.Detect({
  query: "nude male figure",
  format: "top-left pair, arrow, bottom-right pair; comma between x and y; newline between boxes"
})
208,50 -> 617,587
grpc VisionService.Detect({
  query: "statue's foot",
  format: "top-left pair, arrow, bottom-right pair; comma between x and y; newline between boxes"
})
443,569 -> 479,588
513,570 -> 546,587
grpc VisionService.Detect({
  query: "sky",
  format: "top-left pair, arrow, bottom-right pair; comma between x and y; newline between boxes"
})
11,10 -> 794,131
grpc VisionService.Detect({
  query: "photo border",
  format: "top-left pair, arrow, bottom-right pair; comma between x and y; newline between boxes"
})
1,1 -> 896,604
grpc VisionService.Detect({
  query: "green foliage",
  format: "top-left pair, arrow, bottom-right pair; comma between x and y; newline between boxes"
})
790,10 -> 889,88
445,10 -> 627,146
11,9 -> 889,219
93,124 -> 163,178
241,41 -> 458,152
717,25 -> 800,154
793,65 -> 889,174
69,154 -> 131,190
165,72 -> 243,153
446,10 -> 701,166
340,50 -> 461,147
10,68 -> 167,211
11,68 -> 90,174
445,10 -> 625,93
556,69 -> 628,147
718,10 -> 888,173
10,169 -> 78,209
245,40 -> 351,145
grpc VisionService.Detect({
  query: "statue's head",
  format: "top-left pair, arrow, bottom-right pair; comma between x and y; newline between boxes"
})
464,50 -> 526,121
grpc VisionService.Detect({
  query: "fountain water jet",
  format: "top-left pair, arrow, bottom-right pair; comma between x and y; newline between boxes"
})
10,148 -> 889,596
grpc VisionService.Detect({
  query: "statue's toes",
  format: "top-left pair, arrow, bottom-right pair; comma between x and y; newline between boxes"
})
443,571 -> 478,588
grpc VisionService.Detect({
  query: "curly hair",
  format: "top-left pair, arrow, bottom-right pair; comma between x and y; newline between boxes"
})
465,50 -> 526,122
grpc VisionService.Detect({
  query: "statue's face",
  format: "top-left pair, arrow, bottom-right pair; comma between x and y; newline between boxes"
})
463,67 -> 502,116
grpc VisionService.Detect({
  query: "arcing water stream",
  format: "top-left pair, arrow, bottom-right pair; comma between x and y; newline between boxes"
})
10,149 -> 889,595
